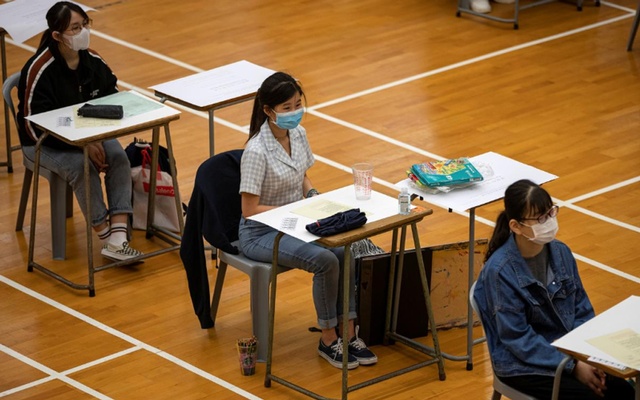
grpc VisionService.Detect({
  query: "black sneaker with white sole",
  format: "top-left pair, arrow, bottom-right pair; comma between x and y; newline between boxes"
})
318,338 -> 359,369
348,329 -> 378,365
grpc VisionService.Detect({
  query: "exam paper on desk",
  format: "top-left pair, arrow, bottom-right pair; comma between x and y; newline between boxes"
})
248,186 -> 399,243
552,296 -> 640,371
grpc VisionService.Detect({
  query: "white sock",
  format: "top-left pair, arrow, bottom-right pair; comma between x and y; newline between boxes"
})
97,226 -> 111,243
108,222 -> 128,247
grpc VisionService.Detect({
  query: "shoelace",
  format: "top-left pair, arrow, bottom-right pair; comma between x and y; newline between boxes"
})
350,325 -> 366,350
330,338 -> 345,357
117,242 -> 141,256
349,336 -> 367,351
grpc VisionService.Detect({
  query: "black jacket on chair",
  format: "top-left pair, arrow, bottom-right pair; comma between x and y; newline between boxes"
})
180,149 -> 243,329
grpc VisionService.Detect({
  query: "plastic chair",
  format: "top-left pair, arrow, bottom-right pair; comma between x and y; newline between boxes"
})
469,281 -> 539,400
628,0 -> 640,51
2,71 -> 73,260
212,243 -> 289,362
181,150 -> 289,362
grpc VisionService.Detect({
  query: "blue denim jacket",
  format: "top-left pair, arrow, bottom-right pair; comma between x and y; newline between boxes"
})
473,235 -> 594,377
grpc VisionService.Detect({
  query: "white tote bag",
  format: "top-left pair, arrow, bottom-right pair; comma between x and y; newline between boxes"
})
131,148 -> 181,232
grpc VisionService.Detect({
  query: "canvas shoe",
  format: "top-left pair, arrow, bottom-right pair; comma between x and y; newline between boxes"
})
318,338 -> 359,369
470,0 -> 491,13
101,241 -> 143,261
348,326 -> 378,365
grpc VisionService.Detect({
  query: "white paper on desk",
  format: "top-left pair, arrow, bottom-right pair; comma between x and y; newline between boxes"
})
397,152 -> 557,212
248,186 -> 398,243
553,296 -> 640,370
25,91 -> 180,143
150,61 -> 275,108
0,0 -> 93,44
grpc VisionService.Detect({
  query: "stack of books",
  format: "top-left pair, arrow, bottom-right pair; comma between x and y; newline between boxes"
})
408,157 -> 483,189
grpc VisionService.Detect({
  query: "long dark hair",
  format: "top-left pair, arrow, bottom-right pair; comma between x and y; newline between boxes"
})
248,72 -> 304,140
38,2 -> 90,50
484,179 -> 554,262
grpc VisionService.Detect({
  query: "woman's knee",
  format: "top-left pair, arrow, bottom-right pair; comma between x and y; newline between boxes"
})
310,250 -> 340,275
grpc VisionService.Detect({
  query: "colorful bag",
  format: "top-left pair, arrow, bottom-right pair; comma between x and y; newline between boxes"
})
131,145 -> 181,232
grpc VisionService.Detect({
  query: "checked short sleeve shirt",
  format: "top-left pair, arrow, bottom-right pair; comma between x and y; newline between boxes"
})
239,120 -> 314,207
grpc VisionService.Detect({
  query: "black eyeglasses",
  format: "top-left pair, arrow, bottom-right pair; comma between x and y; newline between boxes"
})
520,205 -> 559,225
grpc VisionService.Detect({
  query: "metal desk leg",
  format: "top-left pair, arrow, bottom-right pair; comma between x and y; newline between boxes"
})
27,135 -> 46,271
384,229 -> 399,345
440,207 -> 483,369
144,124 -> 183,241
1,30 -> 14,173
27,135 -> 94,295
628,1 -> 640,51
340,243 -> 352,400
410,222 -> 446,380
265,231 -> 284,389
83,146 -> 95,296
163,122 -> 184,235
208,109 -> 215,157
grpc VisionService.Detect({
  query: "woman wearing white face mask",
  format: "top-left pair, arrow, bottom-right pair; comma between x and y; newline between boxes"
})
473,180 -> 635,399
16,1 -> 143,261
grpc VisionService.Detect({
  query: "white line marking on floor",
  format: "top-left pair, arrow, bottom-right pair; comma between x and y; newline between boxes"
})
0,276 -> 263,400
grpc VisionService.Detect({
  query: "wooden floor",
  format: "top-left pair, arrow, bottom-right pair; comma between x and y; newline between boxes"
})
1,0 -> 639,398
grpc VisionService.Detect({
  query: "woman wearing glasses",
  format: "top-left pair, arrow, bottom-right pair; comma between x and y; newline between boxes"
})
17,1 -> 142,261
473,179 -> 634,399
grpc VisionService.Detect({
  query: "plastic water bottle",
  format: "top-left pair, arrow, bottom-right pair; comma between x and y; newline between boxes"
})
398,187 -> 410,215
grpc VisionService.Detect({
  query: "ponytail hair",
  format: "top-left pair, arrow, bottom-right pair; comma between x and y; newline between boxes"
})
484,179 -> 553,262
485,211 -> 511,262
248,72 -> 304,141
38,2 -> 89,50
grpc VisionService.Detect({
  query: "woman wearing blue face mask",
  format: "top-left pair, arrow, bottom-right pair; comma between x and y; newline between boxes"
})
17,1 -> 142,261
238,72 -> 377,370
473,180 -> 635,399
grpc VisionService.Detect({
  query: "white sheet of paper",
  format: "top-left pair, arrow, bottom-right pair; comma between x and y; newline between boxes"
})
150,61 -> 275,108
248,186 -> 399,243
0,0 -> 93,44
396,152 -> 558,212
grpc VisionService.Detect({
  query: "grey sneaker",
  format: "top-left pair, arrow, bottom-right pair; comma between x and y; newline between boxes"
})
348,326 -> 378,365
318,338 -> 359,369
101,241 -> 143,261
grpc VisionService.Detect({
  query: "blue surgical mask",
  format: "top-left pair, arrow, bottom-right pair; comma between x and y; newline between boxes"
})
273,108 -> 304,130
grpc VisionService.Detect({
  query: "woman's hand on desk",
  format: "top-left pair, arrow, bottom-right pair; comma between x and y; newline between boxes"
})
88,143 -> 108,172
573,360 -> 607,397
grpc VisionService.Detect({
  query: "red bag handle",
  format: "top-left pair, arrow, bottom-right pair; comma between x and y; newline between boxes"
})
141,147 -> 161,172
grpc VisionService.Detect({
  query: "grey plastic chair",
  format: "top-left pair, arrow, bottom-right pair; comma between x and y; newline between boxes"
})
3,71 -> 73,260
212,244 -> 289,362
470,281 -> 539,400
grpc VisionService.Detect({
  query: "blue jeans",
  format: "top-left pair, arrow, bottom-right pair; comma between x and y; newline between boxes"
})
238,216 -> 357,329
23,139 -> 133,226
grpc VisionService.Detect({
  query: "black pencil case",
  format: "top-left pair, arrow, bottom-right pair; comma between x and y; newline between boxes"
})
77,104 -> 124,119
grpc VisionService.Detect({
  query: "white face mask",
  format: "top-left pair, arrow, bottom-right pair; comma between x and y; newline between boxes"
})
523,216 -> 559,245
63,27 -> 90,51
